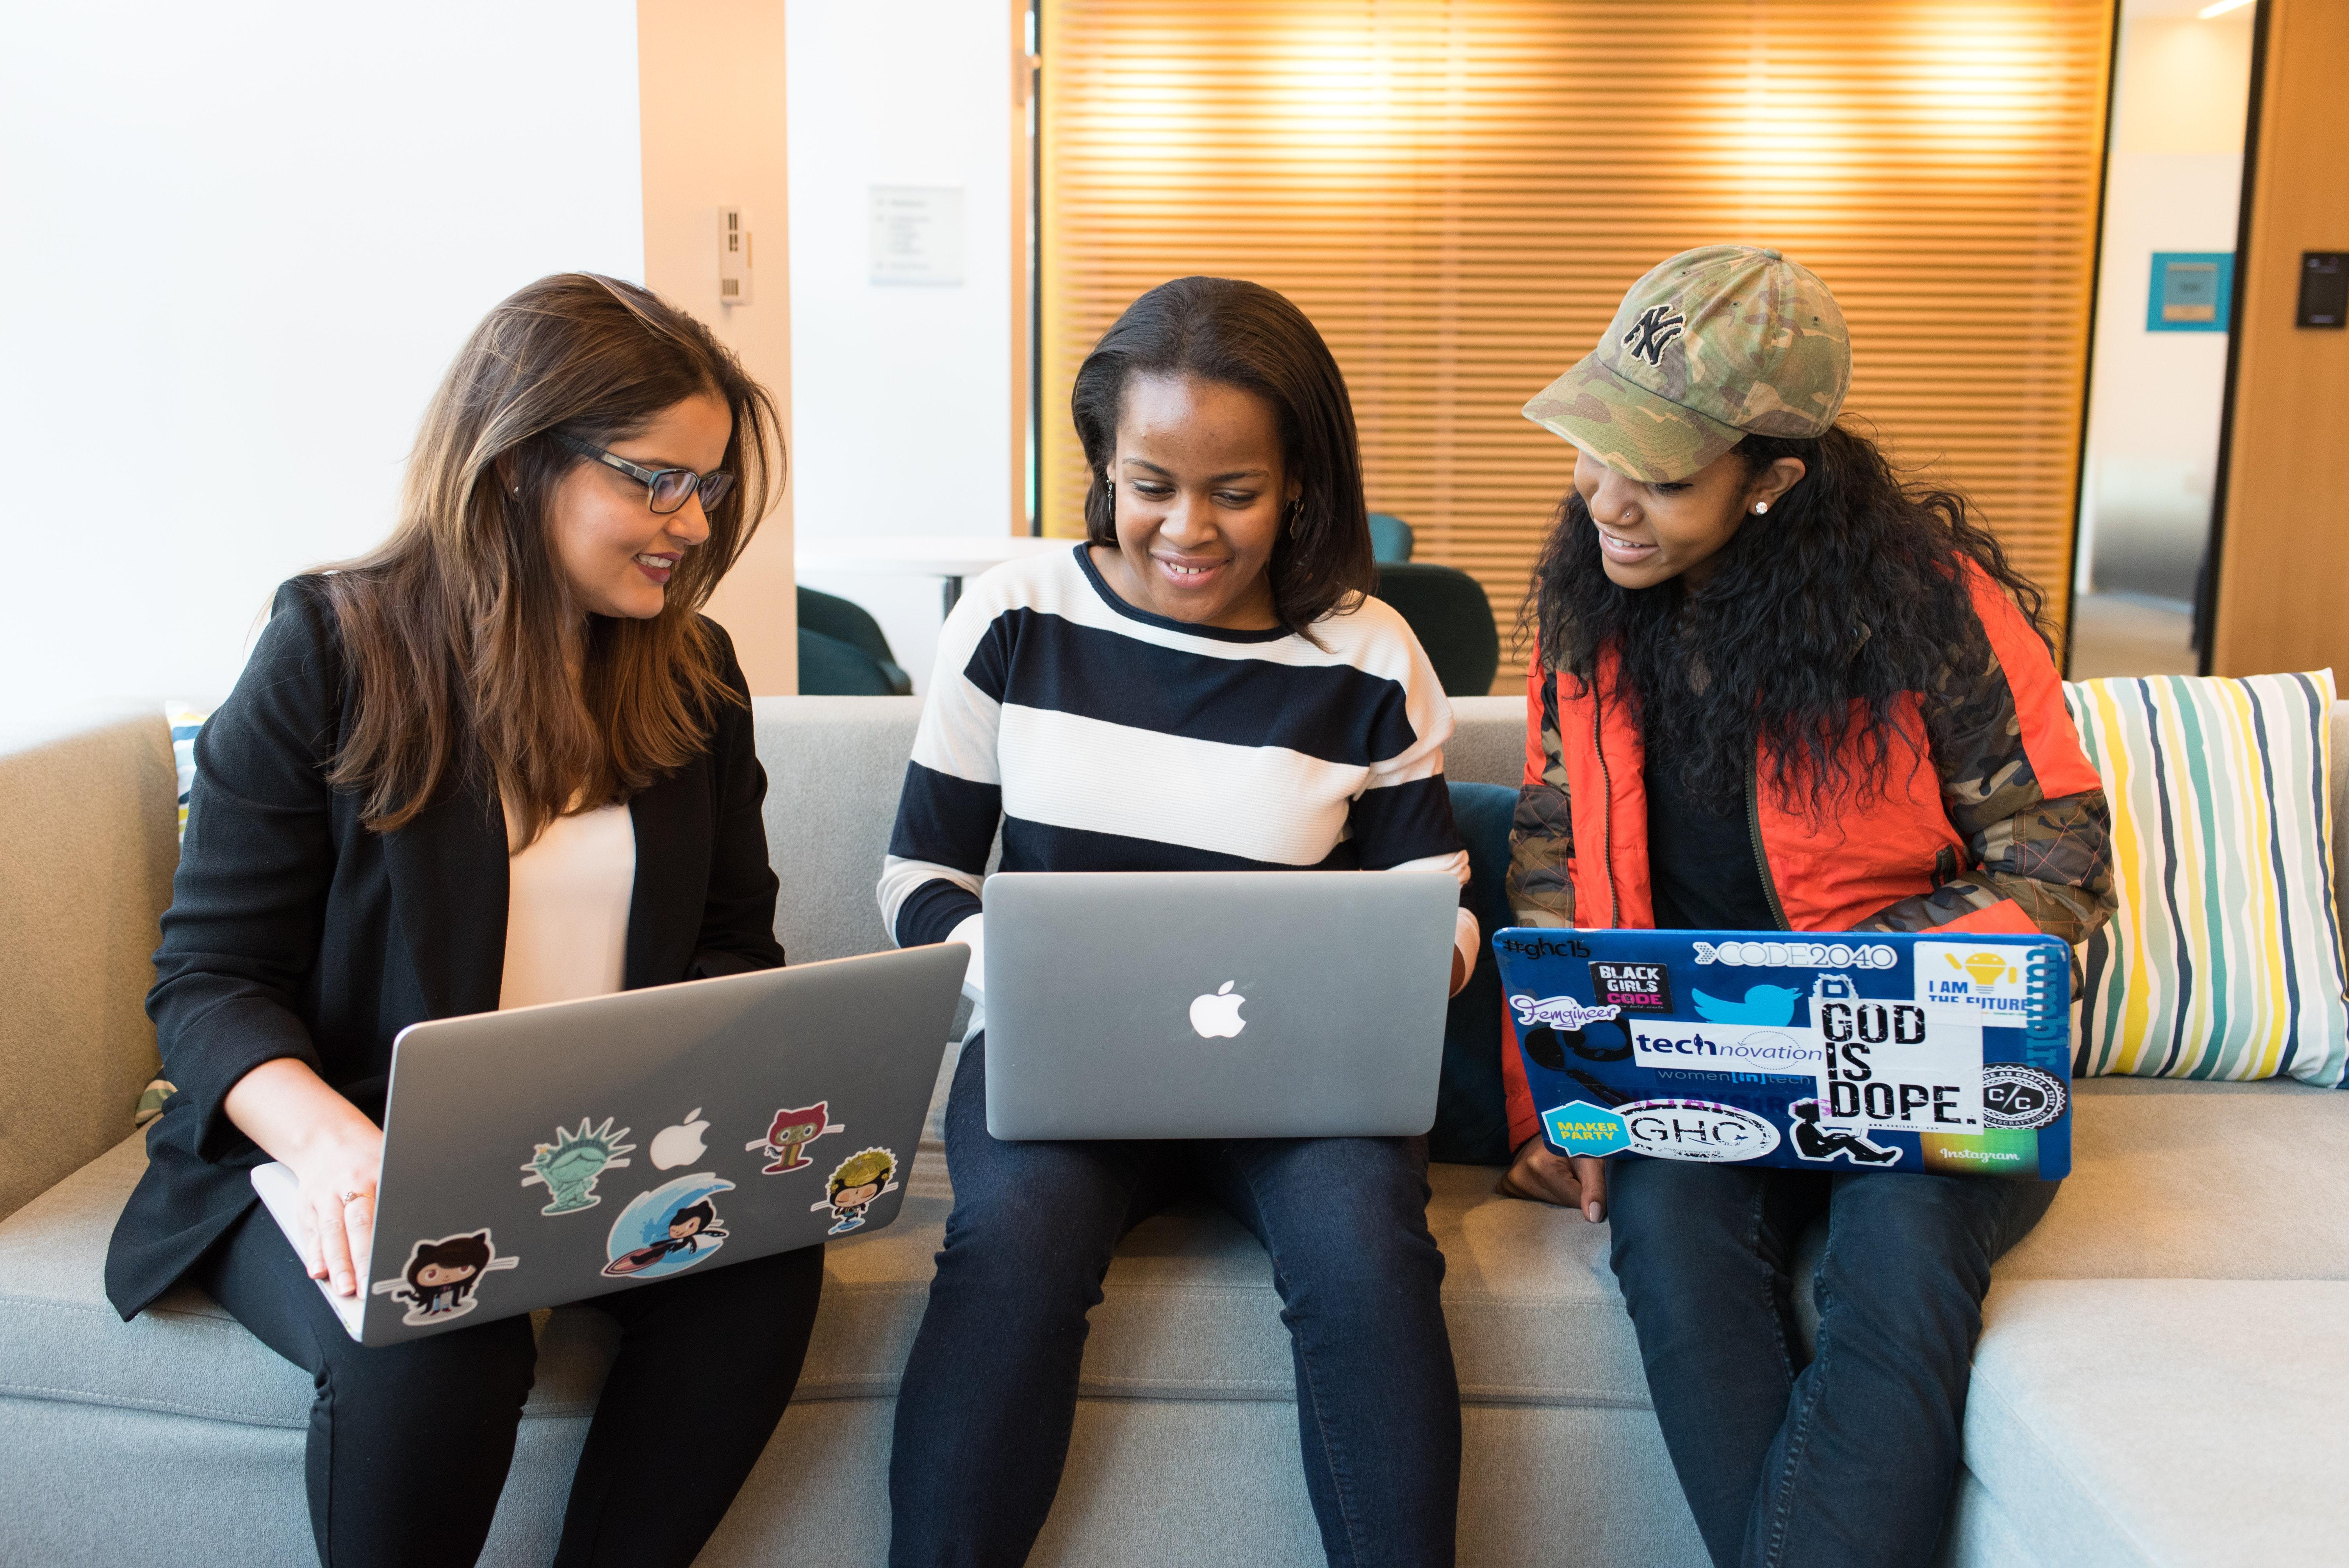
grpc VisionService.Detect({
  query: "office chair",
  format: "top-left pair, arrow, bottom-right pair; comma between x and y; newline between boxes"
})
797,586 -> 913,695
1372,562 -> 1500,696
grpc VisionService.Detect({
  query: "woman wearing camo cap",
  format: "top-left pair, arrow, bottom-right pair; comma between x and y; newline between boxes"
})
1497,246 -> 2114,1568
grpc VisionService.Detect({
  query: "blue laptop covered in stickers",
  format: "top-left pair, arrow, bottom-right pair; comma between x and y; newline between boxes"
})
250,945 -> 966,1346
1490,929 -> 2074,1179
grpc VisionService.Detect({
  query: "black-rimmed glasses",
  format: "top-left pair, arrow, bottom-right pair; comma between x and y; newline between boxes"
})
556,434 -> 736,516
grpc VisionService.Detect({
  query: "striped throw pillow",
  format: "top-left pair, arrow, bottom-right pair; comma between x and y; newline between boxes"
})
2065,671 -> 2348,1087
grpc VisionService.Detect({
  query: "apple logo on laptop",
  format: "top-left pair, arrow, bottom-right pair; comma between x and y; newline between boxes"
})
1189,982 -> 1247,1039
649,1109 -> 710,1170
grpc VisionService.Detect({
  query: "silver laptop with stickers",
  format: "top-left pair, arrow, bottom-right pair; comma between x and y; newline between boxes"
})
251,945 -> 966,1345
980,870 -> 1460,1140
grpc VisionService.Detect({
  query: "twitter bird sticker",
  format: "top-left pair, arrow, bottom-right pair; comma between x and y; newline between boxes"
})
1690,984 -> 1805,1026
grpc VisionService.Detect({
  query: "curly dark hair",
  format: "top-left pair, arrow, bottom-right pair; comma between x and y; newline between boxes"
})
1072,276 -> 1374,634
1525,423 -> 2050,815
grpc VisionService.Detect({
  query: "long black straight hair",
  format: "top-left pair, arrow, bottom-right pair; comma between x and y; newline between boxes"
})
1526,423 -> 2049,813
1071,276 -> 1374,634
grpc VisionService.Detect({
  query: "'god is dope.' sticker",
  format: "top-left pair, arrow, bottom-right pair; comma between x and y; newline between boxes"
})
1813,993 -> 1985,1133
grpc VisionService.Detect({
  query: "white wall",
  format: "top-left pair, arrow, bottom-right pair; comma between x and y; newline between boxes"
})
0,2 -> 645,722
2075,0 -> 2255,604
786,0 -> 1019,692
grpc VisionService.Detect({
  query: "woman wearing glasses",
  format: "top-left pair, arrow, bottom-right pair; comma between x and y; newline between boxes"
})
103,274 -> 813,1568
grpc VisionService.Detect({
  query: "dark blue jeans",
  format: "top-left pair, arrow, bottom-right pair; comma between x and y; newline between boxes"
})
1608,1160 -> 2058,1568
888,1036 -> 1461,1568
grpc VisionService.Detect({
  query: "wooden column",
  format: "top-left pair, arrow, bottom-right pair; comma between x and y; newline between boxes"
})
2209,0 -> 2349,678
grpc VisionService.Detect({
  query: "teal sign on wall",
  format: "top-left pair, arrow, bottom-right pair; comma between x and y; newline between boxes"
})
2147,252 -> 2233,333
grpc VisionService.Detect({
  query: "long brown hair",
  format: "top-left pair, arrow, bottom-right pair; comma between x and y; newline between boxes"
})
320,273 -> 782,837
1072,276 -> 1374,634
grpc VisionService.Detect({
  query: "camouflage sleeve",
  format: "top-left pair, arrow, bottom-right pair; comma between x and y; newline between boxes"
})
1505,668 -> 1577,928
1854,625 -> 2114,944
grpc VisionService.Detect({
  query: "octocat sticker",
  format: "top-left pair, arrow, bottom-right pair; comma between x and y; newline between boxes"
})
372,1230 -> 520,1325
603,1173 -> 736,1280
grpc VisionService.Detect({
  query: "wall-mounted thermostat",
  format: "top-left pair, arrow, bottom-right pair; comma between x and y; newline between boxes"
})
718,207 -> 753,307
2297,252 -> 2345,329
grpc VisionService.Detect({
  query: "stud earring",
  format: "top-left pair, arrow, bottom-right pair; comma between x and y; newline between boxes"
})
1752,502 -> 1770,515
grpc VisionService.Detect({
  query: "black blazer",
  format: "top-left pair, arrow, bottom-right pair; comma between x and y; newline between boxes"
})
105,578 -> 787,1319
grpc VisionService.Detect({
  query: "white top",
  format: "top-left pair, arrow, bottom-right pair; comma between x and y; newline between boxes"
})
497,800 -> 636,1011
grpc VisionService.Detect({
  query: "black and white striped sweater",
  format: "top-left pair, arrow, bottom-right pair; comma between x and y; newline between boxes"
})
877,545 -> 1476,979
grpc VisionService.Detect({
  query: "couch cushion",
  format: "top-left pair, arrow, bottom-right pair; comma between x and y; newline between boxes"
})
755,696 -> 924,966
0,709 -> 179,1222
0,1136 -> 619,1429
1966,1278 -> 2349,1567
1994,1077 -> 2349,1280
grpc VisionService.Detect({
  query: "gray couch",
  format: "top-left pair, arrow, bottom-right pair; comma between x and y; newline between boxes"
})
2,695 -> 2345,1567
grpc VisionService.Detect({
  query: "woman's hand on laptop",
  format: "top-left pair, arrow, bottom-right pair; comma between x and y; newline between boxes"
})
223,1058 -> 386,1297
1496,1137 -> 1608,1224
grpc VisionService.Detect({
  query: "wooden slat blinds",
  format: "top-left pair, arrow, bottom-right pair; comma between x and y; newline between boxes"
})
1041,0 -> 2112,688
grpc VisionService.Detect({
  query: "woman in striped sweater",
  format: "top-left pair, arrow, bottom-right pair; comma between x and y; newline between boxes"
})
878,277 -> 1472,1568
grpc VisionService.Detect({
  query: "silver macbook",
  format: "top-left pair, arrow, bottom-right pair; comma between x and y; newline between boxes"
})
981,871 -> 1459,1140
253,944 -> 966,1345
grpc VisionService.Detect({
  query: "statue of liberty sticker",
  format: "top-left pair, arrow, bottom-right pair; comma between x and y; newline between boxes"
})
519,1116 -> 636,1215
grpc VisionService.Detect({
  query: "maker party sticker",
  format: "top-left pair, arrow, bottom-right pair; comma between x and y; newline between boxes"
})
1542,1100 -> 1630,1157
1615,1099 -> 1782,1163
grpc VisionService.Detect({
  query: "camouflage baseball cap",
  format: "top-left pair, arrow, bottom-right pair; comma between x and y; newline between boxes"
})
1522,246 -> 1850,483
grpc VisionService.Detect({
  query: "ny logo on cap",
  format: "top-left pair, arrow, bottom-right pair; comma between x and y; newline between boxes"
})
1622,303 -> 1686,367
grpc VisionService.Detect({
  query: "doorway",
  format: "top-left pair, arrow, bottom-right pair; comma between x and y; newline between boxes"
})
2067,0 -> 2259,679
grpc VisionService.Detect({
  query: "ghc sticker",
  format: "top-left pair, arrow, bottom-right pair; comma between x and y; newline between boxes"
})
1614,1099 -> 1782,1163
1542,1100 -> 1631,1157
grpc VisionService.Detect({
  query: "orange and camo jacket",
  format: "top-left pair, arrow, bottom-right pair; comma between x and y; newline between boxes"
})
1500,565 -> 2116,1151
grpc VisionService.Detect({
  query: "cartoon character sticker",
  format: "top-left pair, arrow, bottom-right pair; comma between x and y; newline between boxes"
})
519,1116 -> 636,1214
371,1230 -> 520,1325
602,1173 -> 736,1280
747,1100 -> 846,1174
1786,1099 -> 1903,1166
812,1147 -> 900,1235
